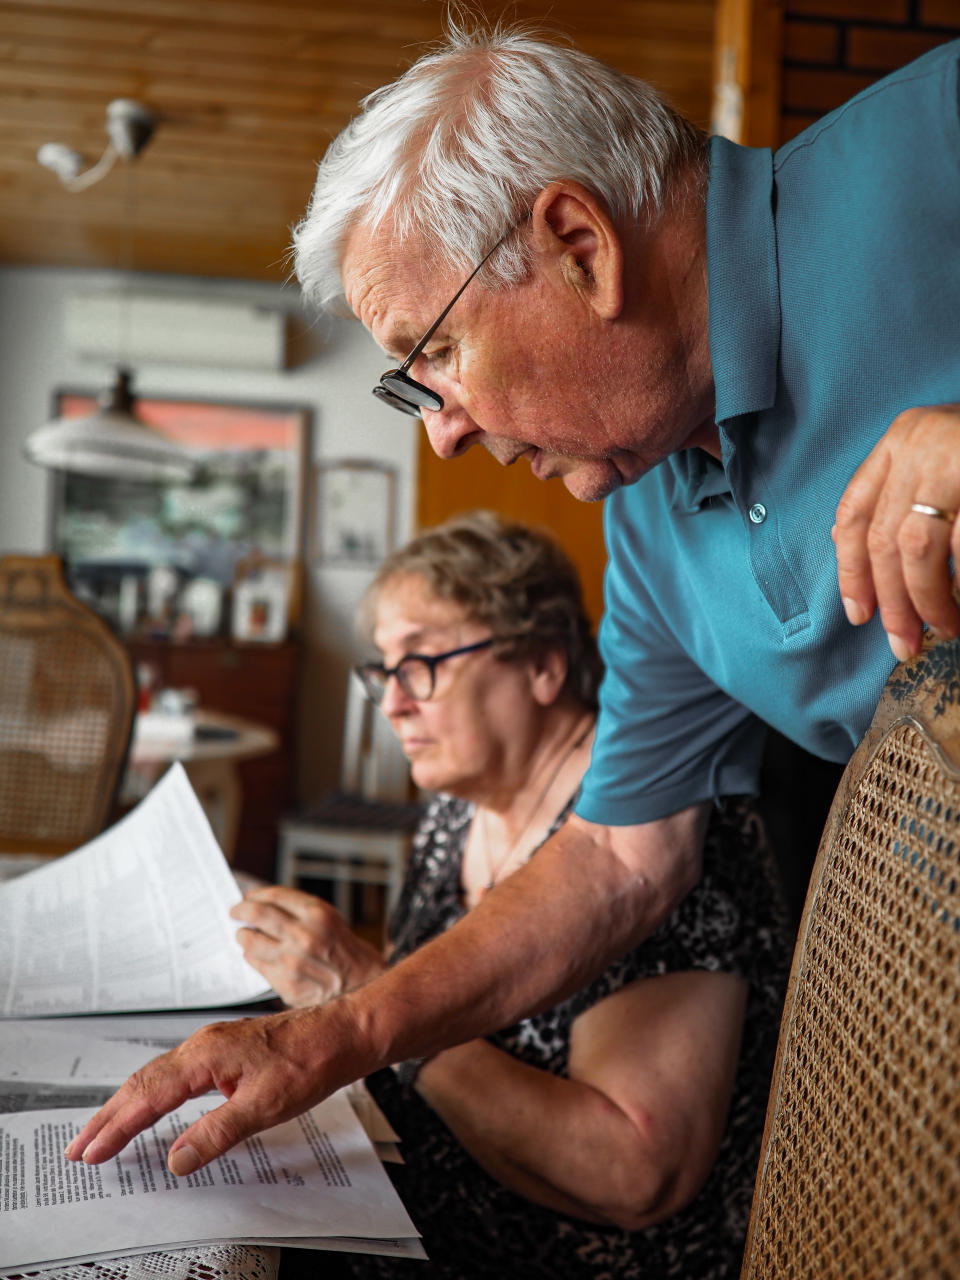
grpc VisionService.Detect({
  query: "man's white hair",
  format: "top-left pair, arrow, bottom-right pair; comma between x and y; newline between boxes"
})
293,13 -> 707,312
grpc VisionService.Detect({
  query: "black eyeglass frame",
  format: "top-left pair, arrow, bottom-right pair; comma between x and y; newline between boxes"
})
372,219 -> 525,417
356,637 -> 498,704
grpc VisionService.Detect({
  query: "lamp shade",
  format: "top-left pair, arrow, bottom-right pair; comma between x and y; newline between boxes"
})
24,369 -> 196,483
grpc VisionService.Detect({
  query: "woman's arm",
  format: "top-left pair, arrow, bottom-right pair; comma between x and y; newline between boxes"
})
412,967 -> 747,1230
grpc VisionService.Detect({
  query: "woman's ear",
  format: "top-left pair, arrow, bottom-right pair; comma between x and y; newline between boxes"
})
529,647 -> 569,706
530,181 -> 624,321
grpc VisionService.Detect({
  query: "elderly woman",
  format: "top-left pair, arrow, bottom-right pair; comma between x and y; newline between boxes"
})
232,512 -> 787,1280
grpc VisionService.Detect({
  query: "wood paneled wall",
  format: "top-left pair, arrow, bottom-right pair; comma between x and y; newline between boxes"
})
417,444 -> 610,628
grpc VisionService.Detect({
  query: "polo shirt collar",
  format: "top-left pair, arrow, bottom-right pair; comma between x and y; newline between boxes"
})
662,447 -> 731,513
706,135 -> 781,425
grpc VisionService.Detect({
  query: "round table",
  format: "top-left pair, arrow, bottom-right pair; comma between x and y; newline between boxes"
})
124,709 -> 279,862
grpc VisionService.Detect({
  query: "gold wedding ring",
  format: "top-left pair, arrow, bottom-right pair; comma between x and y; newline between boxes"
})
910,502 -> 958,522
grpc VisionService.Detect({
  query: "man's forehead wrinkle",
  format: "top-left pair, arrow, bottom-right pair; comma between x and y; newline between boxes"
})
345,255 -> 404,349
349,241 -> 459,357
355,273 -> 426,357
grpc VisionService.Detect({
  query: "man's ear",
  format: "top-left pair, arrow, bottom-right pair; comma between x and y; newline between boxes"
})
530,181 -> 624,321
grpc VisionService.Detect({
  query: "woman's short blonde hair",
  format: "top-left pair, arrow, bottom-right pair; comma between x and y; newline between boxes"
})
363,510 -> 603,709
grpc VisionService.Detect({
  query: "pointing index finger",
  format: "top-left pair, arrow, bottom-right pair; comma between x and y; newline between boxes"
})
64,1049 -> 209,1165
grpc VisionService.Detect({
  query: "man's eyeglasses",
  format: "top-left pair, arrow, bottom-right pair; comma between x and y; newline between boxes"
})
356,637 -> 497,704
372,220 -> 523,418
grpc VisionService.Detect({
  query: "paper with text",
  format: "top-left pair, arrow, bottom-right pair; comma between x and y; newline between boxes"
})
0,1014 -> 401,1160
0,764 -> 272,1017
0,1090 -> 422,1272
0,1024 -> 152,1085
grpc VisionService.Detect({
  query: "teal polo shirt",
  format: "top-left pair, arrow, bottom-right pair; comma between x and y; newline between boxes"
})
577,40 -> 960,827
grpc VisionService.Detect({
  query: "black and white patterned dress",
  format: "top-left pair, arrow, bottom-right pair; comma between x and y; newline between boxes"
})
348,793 -> 789,1280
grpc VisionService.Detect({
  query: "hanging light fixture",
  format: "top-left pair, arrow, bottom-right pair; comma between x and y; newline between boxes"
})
24,369 -> 195,482
26,100 -> 196,484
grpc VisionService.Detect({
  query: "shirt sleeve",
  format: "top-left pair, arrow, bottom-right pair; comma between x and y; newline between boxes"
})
576,492 -> 767,826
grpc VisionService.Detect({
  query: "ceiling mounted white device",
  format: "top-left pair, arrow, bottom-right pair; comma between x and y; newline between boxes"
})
24,369 -> 196,483
37,99 -> 157,191
28,98 -> 197,483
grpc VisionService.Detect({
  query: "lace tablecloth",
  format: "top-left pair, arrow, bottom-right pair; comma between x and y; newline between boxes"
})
21,1244 -> 280,1280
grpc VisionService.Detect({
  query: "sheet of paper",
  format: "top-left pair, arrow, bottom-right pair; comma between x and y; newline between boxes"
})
0,1025 -> 154,1085
0,1090 -> 421,1273
0,1010 -> 259,1051
14,1236 -> 425,1269
239,1235 -> 424,1258
1,1014 -> 400,1154
0,1080 -> 114,1116
0,764 -> 272,1016
344,1080 -> 400,1144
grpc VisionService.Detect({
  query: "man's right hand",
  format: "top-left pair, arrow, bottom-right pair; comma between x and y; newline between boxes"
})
64,1002 -> 366,1176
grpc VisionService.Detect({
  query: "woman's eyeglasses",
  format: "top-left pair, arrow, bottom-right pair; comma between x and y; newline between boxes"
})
373,219 -> 526,418
356,637 -> 497,704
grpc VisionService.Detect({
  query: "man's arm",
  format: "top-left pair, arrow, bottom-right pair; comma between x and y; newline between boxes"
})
66,802 -> 708,1174
834,404 -> 960,658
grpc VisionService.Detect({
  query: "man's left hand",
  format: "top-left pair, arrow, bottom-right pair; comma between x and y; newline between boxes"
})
833,403 -> 960,659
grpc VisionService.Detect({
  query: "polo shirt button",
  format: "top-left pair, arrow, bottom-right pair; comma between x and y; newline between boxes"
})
749,502 -> 768,524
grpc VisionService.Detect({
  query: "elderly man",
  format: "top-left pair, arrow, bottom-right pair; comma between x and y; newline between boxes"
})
69,23 -> 960,1176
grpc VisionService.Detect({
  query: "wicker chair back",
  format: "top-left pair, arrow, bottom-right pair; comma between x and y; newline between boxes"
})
741,634 -> 960,1278
0,555 -> 135,854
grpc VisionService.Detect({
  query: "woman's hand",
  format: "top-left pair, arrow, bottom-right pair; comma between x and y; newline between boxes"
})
230,885 -> 386,1007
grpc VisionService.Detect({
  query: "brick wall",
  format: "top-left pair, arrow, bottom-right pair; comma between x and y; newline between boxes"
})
782,0 -> 960,141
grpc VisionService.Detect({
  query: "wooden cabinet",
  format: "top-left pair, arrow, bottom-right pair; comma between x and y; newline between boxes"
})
128,639 -> 299,880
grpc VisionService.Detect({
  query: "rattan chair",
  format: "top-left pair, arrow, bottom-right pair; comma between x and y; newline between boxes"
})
741,632 -> 960,1279
0,554 -> 135,855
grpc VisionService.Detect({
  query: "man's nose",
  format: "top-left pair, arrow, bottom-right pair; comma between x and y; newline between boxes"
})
422,406 -> 482,459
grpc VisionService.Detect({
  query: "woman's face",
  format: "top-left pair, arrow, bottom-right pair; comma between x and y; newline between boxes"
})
372,573 -> 546,800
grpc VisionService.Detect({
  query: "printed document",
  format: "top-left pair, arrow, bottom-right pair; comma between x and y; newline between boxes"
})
0,764 -> 272,1016
0,1090 -> 423,1272
0,1013 -> 402,1159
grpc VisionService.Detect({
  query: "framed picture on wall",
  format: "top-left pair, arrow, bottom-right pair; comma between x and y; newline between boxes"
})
49,390 -> 311,635
312,459 -> 396,566
232,571 -> 290,644
230,555 -> 299,643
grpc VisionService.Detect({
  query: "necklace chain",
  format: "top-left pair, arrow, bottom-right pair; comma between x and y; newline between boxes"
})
478,720 -> 593,895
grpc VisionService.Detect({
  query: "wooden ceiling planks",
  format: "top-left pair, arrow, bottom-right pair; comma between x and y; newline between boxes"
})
0,0 -> 716,280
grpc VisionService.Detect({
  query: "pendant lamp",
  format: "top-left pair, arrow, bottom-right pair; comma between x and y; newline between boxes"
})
27,100 -> 196,483
24,369 -> 195,483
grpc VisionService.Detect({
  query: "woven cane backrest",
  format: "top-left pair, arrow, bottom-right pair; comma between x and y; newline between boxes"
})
741,635 -> 960,1279
0,555 -> 135,854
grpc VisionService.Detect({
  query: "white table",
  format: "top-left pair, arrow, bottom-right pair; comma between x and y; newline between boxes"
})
124,709 -> 280,862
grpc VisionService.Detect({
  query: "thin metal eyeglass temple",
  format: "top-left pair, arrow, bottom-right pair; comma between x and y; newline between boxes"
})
394,219 -> 524,374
